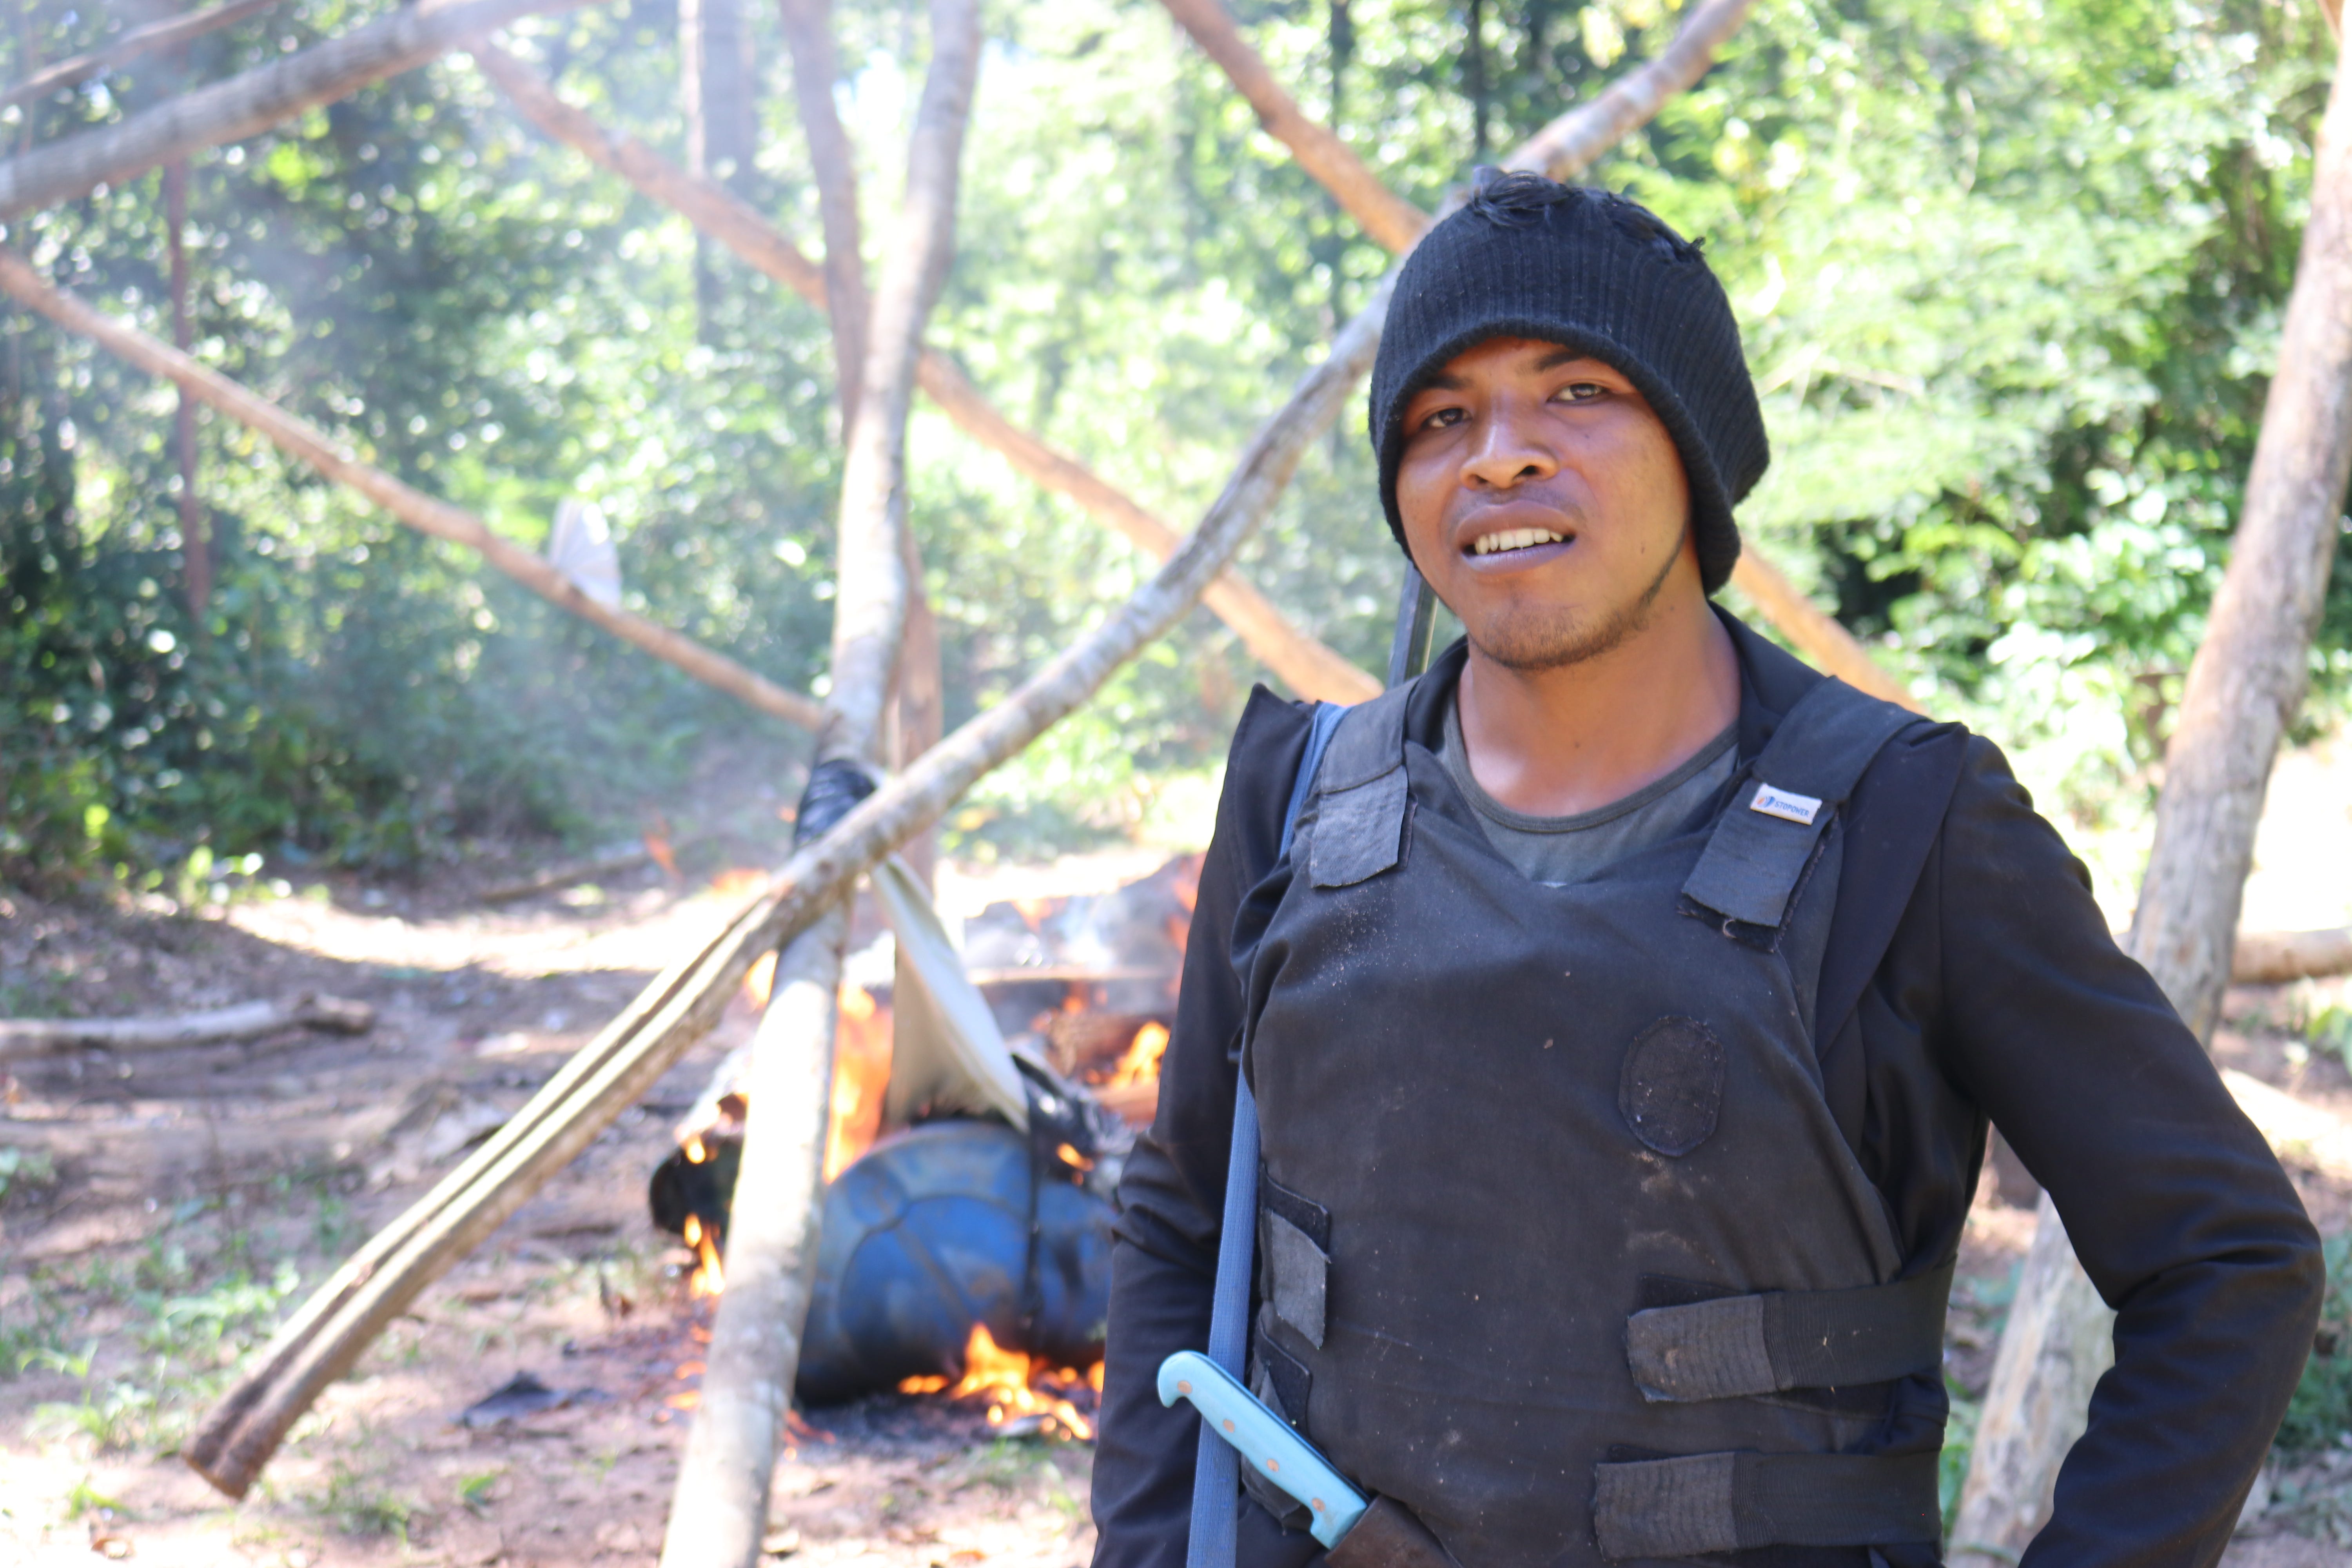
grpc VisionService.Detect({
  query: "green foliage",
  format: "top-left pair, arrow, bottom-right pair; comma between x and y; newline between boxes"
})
0,1145 -> 58,1201
315,1461 -> 420,1544
2278,1234 -> 2352,1455
0,0 -> 2342,879
1940,1376 -> 1982,1533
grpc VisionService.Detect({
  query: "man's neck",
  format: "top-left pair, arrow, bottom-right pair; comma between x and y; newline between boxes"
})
1454,593 -> 1742,818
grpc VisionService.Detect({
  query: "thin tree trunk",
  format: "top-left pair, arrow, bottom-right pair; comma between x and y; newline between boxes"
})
187,233 -> 1391,1513
0,249 -> 826,731
1951,19 -> 2352,1557
775,0 -> 942,884
165,157 -> 208,625
0,0 -> 597,220
0,0 -> 283,112
475,40 -> 1380,703
659,4 -> 982,1562
778,0 -> 869,419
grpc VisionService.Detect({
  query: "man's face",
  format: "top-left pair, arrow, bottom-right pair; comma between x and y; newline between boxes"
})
1395,336 -> 1697,673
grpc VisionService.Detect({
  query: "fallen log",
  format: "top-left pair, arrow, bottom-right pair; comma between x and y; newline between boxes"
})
1168,0 -> 1916,711
0,251 -> 824,733
0,0 -> 598,220
1,0 -> 285,113
2233,926 -> 2352,985
472,40 -> 1380,707
662,0 -> 983,1559
0,993 -> 373,1060
183,220 -> 1394,1510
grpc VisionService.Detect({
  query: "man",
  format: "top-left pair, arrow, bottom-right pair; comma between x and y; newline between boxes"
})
1090,172 -> 2324,1568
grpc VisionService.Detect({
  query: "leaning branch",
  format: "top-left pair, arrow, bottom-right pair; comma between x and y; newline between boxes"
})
474,41 -> 1381,704
0,994 -> 372,1060
1,0 -> 285,113
0,251 -> 824,731
1155,0 -> 1429,252
0,0 -> 594,219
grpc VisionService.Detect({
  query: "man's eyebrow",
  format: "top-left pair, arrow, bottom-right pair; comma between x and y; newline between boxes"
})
1416,372 -> 1465,393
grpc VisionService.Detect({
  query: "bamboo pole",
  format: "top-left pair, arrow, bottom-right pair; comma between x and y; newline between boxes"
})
472,41 -> 1381,706
0,0 -> 597,220
1951,16 -> 2352,1555
660,0 -> 982,1560
0,250 -> 825,731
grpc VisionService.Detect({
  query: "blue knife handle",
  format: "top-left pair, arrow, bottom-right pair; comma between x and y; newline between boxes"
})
1158,1350 -> 1369,1548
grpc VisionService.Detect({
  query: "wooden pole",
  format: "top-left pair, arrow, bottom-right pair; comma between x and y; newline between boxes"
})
0,249 -> 826,731
775,0 -> 944,880
660,1 -> 982,1560
0,0 -> 597,220
1951,16 -> 2352,1555
184,209 -> 1393,1516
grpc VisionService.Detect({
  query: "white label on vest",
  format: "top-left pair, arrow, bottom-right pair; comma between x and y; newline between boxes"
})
1749,783 -> 1822,825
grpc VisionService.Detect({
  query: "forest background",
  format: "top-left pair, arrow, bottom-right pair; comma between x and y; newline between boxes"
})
2,0 -> 2345,912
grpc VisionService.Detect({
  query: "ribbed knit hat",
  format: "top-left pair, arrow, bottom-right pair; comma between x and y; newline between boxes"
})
1368,172 -> 1767,594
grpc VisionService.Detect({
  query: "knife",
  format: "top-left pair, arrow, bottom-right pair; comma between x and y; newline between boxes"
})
1159,1350 -> 1368,1546
1158,1352 -> 1458,1568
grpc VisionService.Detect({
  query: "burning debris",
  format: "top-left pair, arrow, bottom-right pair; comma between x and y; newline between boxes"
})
648,855 -> 1201,1419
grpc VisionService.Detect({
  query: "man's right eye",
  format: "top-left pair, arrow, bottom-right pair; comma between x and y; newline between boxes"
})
1417,407 -> 1466,432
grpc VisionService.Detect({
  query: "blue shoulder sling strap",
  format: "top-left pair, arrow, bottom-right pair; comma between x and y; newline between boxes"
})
1186,696 -> 1347,1568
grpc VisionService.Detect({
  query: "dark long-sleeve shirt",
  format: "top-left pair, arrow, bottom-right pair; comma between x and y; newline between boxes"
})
1092,620 -> 2323,1568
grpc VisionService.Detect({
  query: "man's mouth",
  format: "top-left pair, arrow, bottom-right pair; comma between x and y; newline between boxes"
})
1469,526 -> 1568,557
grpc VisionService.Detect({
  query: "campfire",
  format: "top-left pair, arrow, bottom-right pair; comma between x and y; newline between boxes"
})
650,853 -> 1203,1424
898,1324 -> 1103,1440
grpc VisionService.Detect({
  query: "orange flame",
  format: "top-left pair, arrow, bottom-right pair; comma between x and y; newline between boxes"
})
897,1324 -> 1098,1439
824,983 -> 895,1181
711,867 -> 767,901
742,951 -> 780,1010
682,1213 -> 725,1298
1104,1022 -> 1169,1089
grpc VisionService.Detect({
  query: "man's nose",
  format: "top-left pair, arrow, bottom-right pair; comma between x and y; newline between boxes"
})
1460,401 -> 1559,490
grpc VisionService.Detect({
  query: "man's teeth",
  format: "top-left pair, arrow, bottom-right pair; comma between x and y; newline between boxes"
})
1471,527 -> 1566,556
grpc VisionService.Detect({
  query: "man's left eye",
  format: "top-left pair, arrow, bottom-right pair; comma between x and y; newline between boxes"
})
1555,382 -> 1608,403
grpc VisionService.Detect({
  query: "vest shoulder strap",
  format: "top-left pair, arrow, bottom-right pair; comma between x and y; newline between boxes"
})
1683,677 -> 1921,931
1308,680 -> 1415,889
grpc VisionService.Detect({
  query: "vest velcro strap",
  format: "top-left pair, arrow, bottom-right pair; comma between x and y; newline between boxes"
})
1592,1450 -> 1941,1560
1682,677 -> 1919,930
1626,1265 -> 1954,1403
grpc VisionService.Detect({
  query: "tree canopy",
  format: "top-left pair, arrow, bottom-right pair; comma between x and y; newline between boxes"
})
1,0 -> 2341,893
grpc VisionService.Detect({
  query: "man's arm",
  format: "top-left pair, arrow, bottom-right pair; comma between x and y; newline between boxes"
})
1934,737 -> 2324,1565
1093,690 -> 1314,1568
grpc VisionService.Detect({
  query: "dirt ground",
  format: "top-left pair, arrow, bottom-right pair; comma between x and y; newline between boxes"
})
4,841 -> 2352,1565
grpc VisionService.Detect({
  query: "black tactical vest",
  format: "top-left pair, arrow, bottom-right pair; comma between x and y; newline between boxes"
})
1235,673 -> 1949,1566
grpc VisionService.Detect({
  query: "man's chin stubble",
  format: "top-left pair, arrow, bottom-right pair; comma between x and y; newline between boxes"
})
1465,539 -> 1682,674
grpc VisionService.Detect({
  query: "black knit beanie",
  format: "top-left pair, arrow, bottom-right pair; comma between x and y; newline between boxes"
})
1368,172 -> 1768,595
